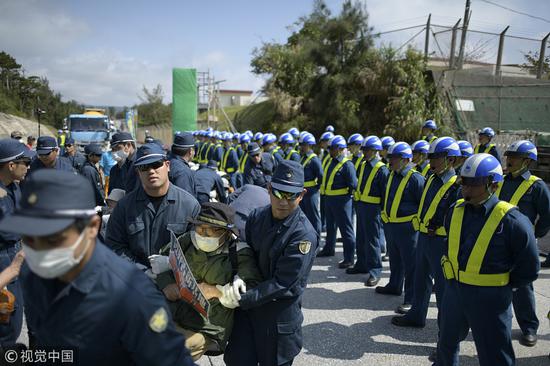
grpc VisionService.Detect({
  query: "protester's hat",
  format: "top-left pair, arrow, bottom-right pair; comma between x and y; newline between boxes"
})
106,188 -> 125,204
0,170 -> 96,236
270,160 -> 304,193
206,160 -> 218,169
10,131 -> 23,139
36,136 -> 58,155
134,143 -> 166,166
189,202 -> 239,235
247,142 -> 261,156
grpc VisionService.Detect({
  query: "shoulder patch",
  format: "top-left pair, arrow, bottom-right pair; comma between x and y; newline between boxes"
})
0,188 -> 6,198
149,307 -> 168,333
298,240 -> 311,255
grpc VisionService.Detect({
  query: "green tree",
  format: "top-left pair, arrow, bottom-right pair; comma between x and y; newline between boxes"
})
136,84 -> 171,125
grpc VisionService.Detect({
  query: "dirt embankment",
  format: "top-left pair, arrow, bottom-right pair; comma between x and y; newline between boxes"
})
0,112 -> 56,138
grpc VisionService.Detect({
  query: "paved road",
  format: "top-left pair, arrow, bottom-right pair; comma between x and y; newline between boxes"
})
200,240 -> 550,366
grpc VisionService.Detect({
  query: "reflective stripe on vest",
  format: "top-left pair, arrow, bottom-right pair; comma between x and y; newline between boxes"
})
495,175 -> 541,206
354,160 -> 384,204
353,156 -> 363,171
413,174 -> 457,236
447,200 -> 514,286
474,143 -> 495,154
422,135 -> 437,144
238,153 -> 249,173
285,149 -> 299,160
322,154 -> 331,170
301,153 -> 318,188
321,157 -> 350,196
382,169 -> 415,223
221,147 -> 236,173
421,163 -> 431,178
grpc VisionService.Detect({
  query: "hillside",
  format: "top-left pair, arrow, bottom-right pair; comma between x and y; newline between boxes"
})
0,112 -> 56,138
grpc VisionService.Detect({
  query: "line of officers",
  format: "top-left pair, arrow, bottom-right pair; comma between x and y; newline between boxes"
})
188,120 -> 548,366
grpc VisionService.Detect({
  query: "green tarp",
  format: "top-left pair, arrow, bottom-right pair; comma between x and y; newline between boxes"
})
172,68 -> 197,133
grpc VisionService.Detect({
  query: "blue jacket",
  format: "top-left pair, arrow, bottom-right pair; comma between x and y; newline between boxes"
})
356,157 -> 389,205
383,164 -> 424,218
108,153 -> 139,194
301,152 -> 323,191
195,166 -> 227,203
105,184 -> 200,266
243,153 -> 276,189
417,169 -> 460,229
63,152 -> 86,173
21,242 -> 195,366
228,184 -> 270,241
324,155 -> 357,195
444,195 -> 539,288
283,147 -> 300,162
29,156 -> 76,174
0,181 -> 21,247
81,160 -> 105,207
208,144 -> 224,164
168,154 -> 196,197
499,170 -> 550,238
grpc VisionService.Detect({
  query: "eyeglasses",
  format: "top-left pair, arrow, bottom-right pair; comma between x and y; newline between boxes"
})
137,160 -> 165,172
272,188 -> 301,201
13,160 -> 31,167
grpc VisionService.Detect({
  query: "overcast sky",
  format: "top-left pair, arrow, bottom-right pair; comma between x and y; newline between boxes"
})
1,0 -> 549,106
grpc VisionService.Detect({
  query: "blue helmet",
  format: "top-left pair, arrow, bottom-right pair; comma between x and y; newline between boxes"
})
233,132 -> 240,140
279,132 -> 295,144
299,130 -> 309,139
329,135 -> 347,149
261,133 -> 277,146
239,134 -> 251,144
423,119 -> 437,130
213,131 -> 223,140
381,136 -> 395,150
325,125 -> 335,132
253,132 -> 264,142
504,140 -> 537,161
299,133 -> 316,145
457,140 -> 474,157
224,132 -> 234,141
428,137 -> 461,158
288,127 -> 300,138
411,140 -> 430,154
347,133 -> 364,146
320,131 -> 334,141
387,142 -> 413,159
206,127 -> 214,133
461,153 -> 503,183
361,135 -> 382,150
204,130 -> 214,138
244,130 -> 253,137
479,127 -> 495,138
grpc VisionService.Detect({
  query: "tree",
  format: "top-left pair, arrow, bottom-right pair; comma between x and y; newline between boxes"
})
522,46 -> 550,79
136,84 -> 171,125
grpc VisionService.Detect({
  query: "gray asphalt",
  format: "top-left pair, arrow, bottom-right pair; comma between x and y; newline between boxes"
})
199,240 -> 550,366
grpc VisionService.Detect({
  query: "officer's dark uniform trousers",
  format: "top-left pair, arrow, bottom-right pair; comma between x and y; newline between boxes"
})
299,152 -> 323,235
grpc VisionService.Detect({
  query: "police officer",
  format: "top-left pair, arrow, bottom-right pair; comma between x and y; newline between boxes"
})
437,153 -> 539,366
288,127 -> 300,148
220,132 -> 240,188
392,137 -> 460,330
348,133 -> 364,172
208,132 -> 224,166
455,140 -> 473,174
474,127 -> 501,162
317,135 -> 358,269
168,132 -> 197,196
62,137 -> 86,173
376,142 -> 424,313
299,133 -> 323,236
325,125 -> 335,133
0,139 -> 31,346
421,119 -> 438,143
262,133 -> 284,164
196,130 -> 213,164
106,143 -> 200,267
411,140 -> 431,178
380,136 -> 395,164
29,136 -> 75,174
227,184 -> 270,241
108,132 -> 138,194
279,133 -> 300,162
348,136 -> 389,285
224,160 -> 318,366
195,160 -> 228,204
318,131 -> 334,233
497,140 -> 550,347
81,143 -> 105,207
253,132 -> 264,145
243,143 -> 275,189
0,170 -> 195,366
236,134 -> 251,188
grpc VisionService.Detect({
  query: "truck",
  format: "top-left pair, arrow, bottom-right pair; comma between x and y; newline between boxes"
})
66,108 -> 112,151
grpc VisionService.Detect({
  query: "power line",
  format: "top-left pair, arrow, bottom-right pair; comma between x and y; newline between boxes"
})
476,0 -> 550,24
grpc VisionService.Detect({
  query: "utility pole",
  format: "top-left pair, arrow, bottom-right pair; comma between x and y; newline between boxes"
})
537,33 -> 550,79
457,0 -> 471,69
424,14 -> 431,62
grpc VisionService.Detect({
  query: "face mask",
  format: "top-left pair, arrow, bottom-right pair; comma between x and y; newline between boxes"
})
191,230 -> 223,253
112,150 -> 128,162
23,229 -> 90,279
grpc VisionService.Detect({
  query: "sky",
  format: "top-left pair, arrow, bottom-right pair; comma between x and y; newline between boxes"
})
1,0 -> 549,107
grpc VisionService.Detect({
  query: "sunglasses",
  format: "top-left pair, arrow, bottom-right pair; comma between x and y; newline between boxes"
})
137,160 -> 165,172
271,188 -> 301,201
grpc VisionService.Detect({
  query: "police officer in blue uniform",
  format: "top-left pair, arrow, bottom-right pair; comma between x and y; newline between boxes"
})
497,140 -> 550,347
0,169 -> 195,366
29,136 -> 75,174
318,131 -> 334,233
279,133 -> 300,162
0,139 -> 32,346
348,134 -> 364,172
62,137 -> 86,173
347,136 -> 389,285
455,140 -> 473,175
224,160 -> 318,366
262,134 -> 284,164
376,142 -> 424,312
474,127 -> 501,162
227,184 -> 270,241
437,153 -> 539,366
317,135 -> 357,269
208,132 -> 224,165
298,133 -> 323,236
220,132 -> 240,188
421,120 -> 438,143
81,143 -> 105,207
108,132 -> 139,194
106,143 -> 200,267
168,132 -> 197,196
195,160 -> 227,204
243,143 -> 275,189
411,140 -> 431,178
392,137 -> 461,331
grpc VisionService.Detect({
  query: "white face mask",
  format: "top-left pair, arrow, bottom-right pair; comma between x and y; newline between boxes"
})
191,230 -> 223,253
112,150 -> 128,162
23,228 -> 91,279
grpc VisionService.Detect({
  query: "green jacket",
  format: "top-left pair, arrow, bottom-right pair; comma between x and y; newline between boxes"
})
156,233 -> 262,349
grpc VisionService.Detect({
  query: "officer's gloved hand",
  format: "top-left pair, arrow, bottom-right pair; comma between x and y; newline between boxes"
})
144,269 -> 157,280
215,283 -> 240,309
148,255 -> 171,275
232,275 -> 246,295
